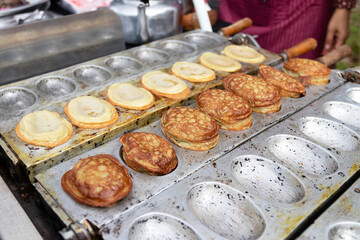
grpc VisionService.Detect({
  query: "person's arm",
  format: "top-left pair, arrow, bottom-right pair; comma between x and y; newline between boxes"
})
322,0 -> 356,55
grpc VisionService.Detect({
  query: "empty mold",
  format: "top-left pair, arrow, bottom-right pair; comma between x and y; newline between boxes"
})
298,117 -> 359,151
128,213 -> 201,240
231,155 -> 305,203
187,182 -> 265,240
73,65 -> 112,84
324,101 -> 360,128
104,56 -> 143,74
36,76 -> 76,96
328,222 -> 360,240
0,87 -> 37,111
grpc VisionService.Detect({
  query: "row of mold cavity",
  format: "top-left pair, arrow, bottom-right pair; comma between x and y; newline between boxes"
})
1,31 -> 223,66
0,34 -> 226,113
112,113 -> 360,240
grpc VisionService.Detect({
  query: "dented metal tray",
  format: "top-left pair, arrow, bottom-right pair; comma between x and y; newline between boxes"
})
299,177 -> 360,240
0,30 -> 282,181
33,73 -> 359,240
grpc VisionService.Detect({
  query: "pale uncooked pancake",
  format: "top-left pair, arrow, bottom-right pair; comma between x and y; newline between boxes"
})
64,96 -> 118,129
141,71 -> 190,100
223,45 -> 265,63
16,110 -> 73,147
107,83 -> 154,110
171,62 -> 216,83
199,52 -> 242,72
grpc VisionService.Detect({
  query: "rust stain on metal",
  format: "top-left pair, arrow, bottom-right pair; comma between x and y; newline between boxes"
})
348,163 -> 359,174
278,214 -> 306,238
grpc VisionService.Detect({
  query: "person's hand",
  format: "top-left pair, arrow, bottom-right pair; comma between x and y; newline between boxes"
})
322,8 -> 350,55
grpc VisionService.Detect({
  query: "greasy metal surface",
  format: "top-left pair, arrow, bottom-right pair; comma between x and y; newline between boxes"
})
346,87 -> 360,104
299,178 -> 360,240
94,81 -> 359,240
0,30 -> 282,182
128,213 -> 201,240
0,87 -> 37,111
35,72 -> 347,232
36,76 -> 77,96
323,101 -> 360,128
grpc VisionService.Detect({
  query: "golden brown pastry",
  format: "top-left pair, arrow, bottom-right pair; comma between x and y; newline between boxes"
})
16,110 -> 73,147
141,71 -> 190,100
61,154 -> 132,207
196,89 -> 252,131
223,45 -> 265,63
64,96 -> 118,129
106,83 -> 155,110
199,52 -> 242,72
171,62 -> 216,83
161,106 -> 219,151
259,64 -> 306,98
119,132 -> 177,176
223,73 -> 281,113
282,58 -> 331,85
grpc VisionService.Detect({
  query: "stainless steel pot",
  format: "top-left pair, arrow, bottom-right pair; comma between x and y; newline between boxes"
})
110,0 -> 183,44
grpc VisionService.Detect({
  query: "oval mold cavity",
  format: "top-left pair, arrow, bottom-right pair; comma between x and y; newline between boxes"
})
267,134 -> 338,175
183,33 -> 220,47
187,182 -> 265,240
298,117 -> 359,151
328,222 -> 360,240
231,155 -> 305,203
135,48 -> 170,65
104,56 -> 143,74
36,76 -> 76,96
158,40 -> 196,55
324,101 -> 360,128
0,87 -> 37,111
73,65 -> 112,84
346,87 -> 360,104
128,213 -> 201,240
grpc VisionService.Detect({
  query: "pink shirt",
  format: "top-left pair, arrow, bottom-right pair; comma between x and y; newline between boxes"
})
219,0 -> 335,59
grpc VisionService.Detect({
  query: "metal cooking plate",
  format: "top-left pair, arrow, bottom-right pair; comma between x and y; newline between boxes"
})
346,87 -> 360,104
324,101 -> 360,128
187,182 -> 265,240
104,56 -> 143,74
267,134 -> 338,175
158,40 -> 196,55
183,33 -> 220,48
231,155 -> 305,204
128,213 -> 201,240
36,76 -> 76,96
134,48 -> 170,65
328,222 -> 360,240
298,117 -> 360,151
73,65 -> 112,84
0,48 -> 30,63
0,87 -> 37,111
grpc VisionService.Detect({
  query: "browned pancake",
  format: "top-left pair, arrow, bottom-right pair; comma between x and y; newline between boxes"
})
161,106 -> 219,151
196,89 -> 252,131
61,154 -> 132,207
283,58 -> 330,85
223,73 -> 281,113
119,132 -> 177,176
259,64 -> 306,98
